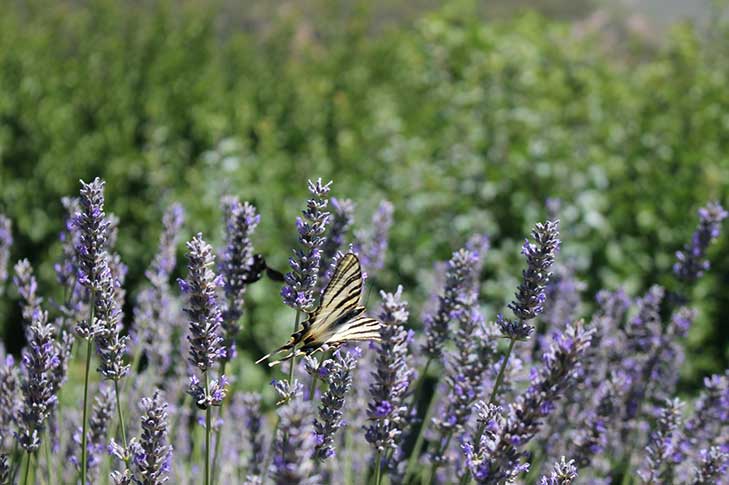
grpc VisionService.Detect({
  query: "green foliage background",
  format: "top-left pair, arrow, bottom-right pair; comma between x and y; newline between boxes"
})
1,0 -> 728,389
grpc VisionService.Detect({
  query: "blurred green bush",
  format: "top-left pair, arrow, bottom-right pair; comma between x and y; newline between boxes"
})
1,0 -> 728,388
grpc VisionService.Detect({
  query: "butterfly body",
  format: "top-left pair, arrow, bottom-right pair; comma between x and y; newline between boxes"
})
257,253 -> 382,366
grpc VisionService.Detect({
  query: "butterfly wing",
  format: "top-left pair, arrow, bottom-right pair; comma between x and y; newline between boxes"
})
257,253 -> 381,366
304,253 -> 364,334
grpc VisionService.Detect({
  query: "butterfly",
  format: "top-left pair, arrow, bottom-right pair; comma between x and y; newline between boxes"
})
256,253 -> 382,366
243,254 -> 285,284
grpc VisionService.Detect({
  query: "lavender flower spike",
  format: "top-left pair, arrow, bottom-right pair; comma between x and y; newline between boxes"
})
354,200 -> 394,275
691,446 -> 729,485
422,248 -> 481,360
366,286 -> 414,456
500,220 -> 560,340
318,197 -> 354,288
13,259 -> 42,337
131,391 -> 172,485
281,178 -> 332,312
0,356 -> 20,451
0,215 -> 11,295
93,254 -> 130,381
220,197 -> 260,361
463,321 -> 593,484
314,349 -> 358,460
674,201 -> 727,282
75,178 -> 112,295
638,398 -> 684,483
16,311 -> 61,452
271,398 -> 318,484
539,457 -> 578,485
179,233 -> 226,372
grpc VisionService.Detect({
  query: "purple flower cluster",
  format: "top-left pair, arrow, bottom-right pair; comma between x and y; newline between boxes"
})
314,349 -> 358,460
462,322 -> 593,484
271,398 -> 318,485
134,203 -> 185,374
538,456 -> 578,485
319,197 -> 355,288
354,200 -> 394,276
13,259 -> 42,339
281,179 -> 331,312
16,311 -> 62,452
111,390 -> 172,485
220,196 -> 260,361
500,220 -> 560,340
179,233 -> 226,373
674,201 -> 727,283
0,215 -> 12,296
422,248 -> 481,360
638,398 -> 684,482
0,355 -> 19,451
365,286 -> 414,458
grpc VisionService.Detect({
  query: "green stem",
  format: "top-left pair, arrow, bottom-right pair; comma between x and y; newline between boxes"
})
287,310 -> 301,387
80,338 -> 93,485
210,361 -> 228,485
44,431 -> 52,485
404,379 -> 438,483
374,450 -> 383,485
22,452 -> 31,485
204,371 -> 212,485
489,338 -> 516,404
113,380 -> 128,454
262,415 -> 281,481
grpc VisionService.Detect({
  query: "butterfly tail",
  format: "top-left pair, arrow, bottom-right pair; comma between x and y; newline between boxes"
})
267,348 -> 307,367
255,339 -> 295,365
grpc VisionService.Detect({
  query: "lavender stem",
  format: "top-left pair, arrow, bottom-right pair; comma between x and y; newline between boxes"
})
113,380 -> 128,452
80,294 -> 95,485
375,450 -> 383,485
287,311 -> 301,388
22,452 -> 31,485
205,371 -> 211,485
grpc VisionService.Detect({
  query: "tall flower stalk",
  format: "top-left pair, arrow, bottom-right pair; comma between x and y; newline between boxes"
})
281,179 -> 331,386
179,234 -> 228,485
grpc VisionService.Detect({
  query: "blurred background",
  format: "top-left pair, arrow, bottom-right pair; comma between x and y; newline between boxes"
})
1,0 -> 728,392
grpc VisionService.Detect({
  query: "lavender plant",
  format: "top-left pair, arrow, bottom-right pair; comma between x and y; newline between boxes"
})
353,200 -> 393,276
674,201 -> 728,283
220,196 -> 259,363
179,233 -> 228,485
319,197 -> 355,289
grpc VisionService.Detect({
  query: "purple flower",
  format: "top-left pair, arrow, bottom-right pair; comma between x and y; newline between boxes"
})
16,311 -> 62,452
691,446 -> 729,484
0,355 -> 20,450
281,178 -> 331,312
638,398 -> 684,482
354,200 -> 393,275
112,390 -> 172,485
0,215 -> 12,296
464,322 -> 593,484
187,374 -> 229,410
365,286 -> 414,456
539,456 -> 578,485
74,178 -> 112,295
270,398 -> 318,484
674,201 -> 727,283
13,259 -> 42,340
220,196 -> 260,361
500,220 -> 560,340
314,350 -> 358,460
235,393 -> 265,478
93,255 -> 130,381
55,197 -> 87,324
179,233 -> 225,372
422,248 -> 482,360
319,197 -> 355,289
431,297 -> 496,468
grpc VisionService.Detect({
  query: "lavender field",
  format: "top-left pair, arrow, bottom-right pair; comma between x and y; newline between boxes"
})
1,1 -> 729,485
